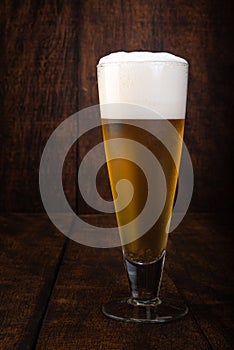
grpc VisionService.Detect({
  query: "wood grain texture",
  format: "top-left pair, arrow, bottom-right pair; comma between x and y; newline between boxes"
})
0,214 -> 67,349
166,213 -> 234,350
161,0 -> 233,213
34,213 -> 233,349
0,214 -> 233,349
0,0 -> 233,212
0,120 -> 77,212
0,0 -> 80,211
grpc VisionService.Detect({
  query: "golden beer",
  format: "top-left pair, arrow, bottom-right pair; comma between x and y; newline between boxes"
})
102,118 -> 184,263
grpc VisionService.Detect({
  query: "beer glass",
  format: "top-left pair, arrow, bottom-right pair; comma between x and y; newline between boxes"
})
97,52 -> 189,323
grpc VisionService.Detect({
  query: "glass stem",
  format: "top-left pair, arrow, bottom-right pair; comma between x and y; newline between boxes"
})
124,251 -> 166,305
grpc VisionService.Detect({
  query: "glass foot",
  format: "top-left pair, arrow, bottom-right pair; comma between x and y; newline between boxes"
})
102,297 -> 188,323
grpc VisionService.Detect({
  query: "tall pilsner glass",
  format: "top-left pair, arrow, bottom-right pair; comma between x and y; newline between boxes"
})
97,52 -> 189,322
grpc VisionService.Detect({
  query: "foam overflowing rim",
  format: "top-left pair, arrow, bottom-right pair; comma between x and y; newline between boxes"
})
97,52 -> 189,120
97,51 -> 188,67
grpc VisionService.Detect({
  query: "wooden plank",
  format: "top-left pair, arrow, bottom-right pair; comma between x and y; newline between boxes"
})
0,1 -> 80,212
0,121 -> 77,212
0,1 -> 79,123
0,214 -> 67,349
0,213 -> 232,348
36,214 -> 212,350
166,213 -> 233,350
161,0 -> 233,213
0,0 -> 233,213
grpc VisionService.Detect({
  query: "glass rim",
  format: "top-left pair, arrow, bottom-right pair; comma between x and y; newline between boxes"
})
97,60 -> 188,68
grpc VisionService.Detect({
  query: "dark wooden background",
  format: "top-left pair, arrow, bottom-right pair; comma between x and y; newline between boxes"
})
0,0 -> 233,214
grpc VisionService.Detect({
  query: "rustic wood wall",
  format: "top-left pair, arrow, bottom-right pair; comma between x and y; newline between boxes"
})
0,0 -> 232,213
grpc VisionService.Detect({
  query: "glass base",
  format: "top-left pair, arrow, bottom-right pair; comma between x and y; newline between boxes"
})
102,297 -> 188,323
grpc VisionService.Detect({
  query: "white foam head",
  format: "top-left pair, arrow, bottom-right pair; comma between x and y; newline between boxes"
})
97,51 -> 188,119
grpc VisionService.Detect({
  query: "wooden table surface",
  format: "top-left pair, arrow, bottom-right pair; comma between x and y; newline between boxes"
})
0,213 -> 233,350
